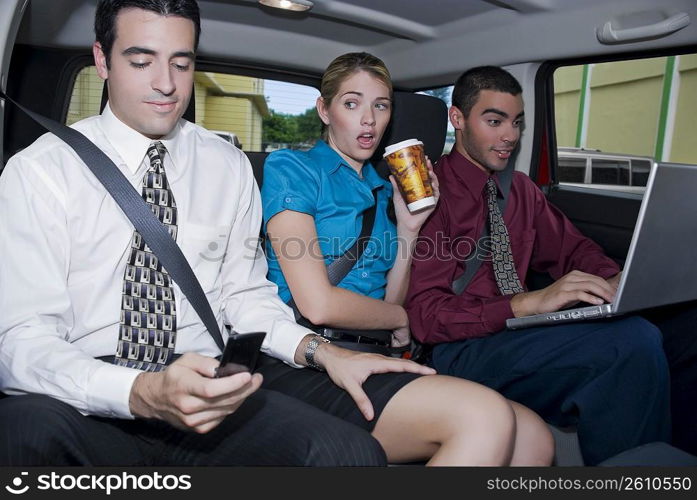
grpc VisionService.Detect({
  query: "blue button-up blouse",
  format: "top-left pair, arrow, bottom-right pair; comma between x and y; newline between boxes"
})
261,140 -> 397,303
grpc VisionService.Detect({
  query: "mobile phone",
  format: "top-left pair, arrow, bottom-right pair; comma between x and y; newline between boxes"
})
215,331 -> 266,378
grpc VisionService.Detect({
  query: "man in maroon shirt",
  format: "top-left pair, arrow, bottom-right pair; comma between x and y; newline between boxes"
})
405,66 -> 671,465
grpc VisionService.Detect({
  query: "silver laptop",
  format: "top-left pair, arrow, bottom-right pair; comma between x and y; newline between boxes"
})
506,162 -> 697,330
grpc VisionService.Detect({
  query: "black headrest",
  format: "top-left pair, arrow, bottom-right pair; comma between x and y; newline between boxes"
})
370,91 -> 448,178
99,81 -> 196,122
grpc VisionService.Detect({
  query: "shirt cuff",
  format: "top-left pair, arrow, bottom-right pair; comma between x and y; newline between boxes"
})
481,295 -> 515,333
85,363 -> 142,419
263,193 -> 316,226
595,266 -> 621,280
262,319 -> 310,368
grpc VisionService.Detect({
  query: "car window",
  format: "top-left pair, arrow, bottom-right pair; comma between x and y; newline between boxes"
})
419,86 -> 453,155
557,156 -> 587,183
590,158 -> 630,185
553,53 -> 697,191
631,159 -> 651,187
67,66 -> 320,152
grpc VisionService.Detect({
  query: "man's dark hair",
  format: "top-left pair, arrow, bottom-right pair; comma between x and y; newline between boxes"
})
451,66 -> 522,117
95,0 -> 201,67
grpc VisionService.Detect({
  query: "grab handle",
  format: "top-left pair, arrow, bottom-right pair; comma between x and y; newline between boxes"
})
597,12 -> 690,44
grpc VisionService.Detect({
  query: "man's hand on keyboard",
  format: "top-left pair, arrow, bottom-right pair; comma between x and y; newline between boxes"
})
510,270 -> 616,317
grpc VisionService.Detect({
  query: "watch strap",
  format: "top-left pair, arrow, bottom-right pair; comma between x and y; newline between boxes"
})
304,335 -> 330,371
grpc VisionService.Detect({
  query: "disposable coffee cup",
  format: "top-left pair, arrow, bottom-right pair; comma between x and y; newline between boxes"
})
383,138 -> 435,212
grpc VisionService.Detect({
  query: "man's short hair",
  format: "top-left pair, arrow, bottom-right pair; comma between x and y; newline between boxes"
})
451,66 -> 522,117
95,0 -> 201,67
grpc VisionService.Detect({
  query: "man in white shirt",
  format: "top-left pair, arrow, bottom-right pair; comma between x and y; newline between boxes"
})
0,0 -> 434,465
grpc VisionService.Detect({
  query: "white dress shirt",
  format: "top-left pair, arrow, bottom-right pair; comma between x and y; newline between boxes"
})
0,104 -> 309,418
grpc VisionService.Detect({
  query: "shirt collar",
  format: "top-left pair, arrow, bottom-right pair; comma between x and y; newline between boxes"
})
99,103 -> 182,174
447,148 -> 504,199
309,139 -> 385,190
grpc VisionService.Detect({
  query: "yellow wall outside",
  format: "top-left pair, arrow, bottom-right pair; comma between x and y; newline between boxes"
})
67,66 -> 102,125
195,72 -> 265,150
194,80 -> 207,125
554,56 -> 697,164
590,57 -> 666,86
671,55 -> 697,163
208,73 -> 263,95
204,96 -> 263,151
553,65 -> 582,148
586,71 -> 662,157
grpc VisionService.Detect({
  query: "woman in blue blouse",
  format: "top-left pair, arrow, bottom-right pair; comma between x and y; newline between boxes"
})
259,52 -> 553,465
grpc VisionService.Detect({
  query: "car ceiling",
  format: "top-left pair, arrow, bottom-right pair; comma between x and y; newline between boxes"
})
14,0 -> 697,89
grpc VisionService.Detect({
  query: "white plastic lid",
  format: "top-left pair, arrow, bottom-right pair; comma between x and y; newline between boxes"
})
407,196 -> 436,213
383,138 -> 423,157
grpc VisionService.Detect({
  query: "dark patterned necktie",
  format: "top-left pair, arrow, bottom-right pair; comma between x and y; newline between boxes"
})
114,142 -> 178,371
486,176 -> 524,295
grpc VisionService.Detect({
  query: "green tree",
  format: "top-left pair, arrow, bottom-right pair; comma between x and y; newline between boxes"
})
296,107 -> 322,143
262,112 -> 295,144
263,107 -> 322,146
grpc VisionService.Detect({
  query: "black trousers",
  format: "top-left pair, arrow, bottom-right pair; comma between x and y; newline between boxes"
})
431,315 -> 671,465
0,389 -> 386,466
643,300 -> 697,456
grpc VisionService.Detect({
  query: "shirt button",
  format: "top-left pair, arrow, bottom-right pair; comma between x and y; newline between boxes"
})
361,272 -> 368,278
364,247 -> 372,255
284,197 -> 292,203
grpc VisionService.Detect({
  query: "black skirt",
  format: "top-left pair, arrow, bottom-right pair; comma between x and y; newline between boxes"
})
255,354 -> 421,432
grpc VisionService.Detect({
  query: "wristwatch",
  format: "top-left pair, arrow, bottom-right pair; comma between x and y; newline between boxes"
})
305,334 -> 330,371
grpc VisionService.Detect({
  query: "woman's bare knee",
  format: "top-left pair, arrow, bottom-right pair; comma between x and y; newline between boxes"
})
374,375 -> 517,465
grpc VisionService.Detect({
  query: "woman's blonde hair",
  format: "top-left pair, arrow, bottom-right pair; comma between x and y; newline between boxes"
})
319,52 -> 393,139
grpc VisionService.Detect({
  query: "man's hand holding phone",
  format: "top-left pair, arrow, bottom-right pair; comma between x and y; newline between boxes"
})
128,332 -> 266,433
